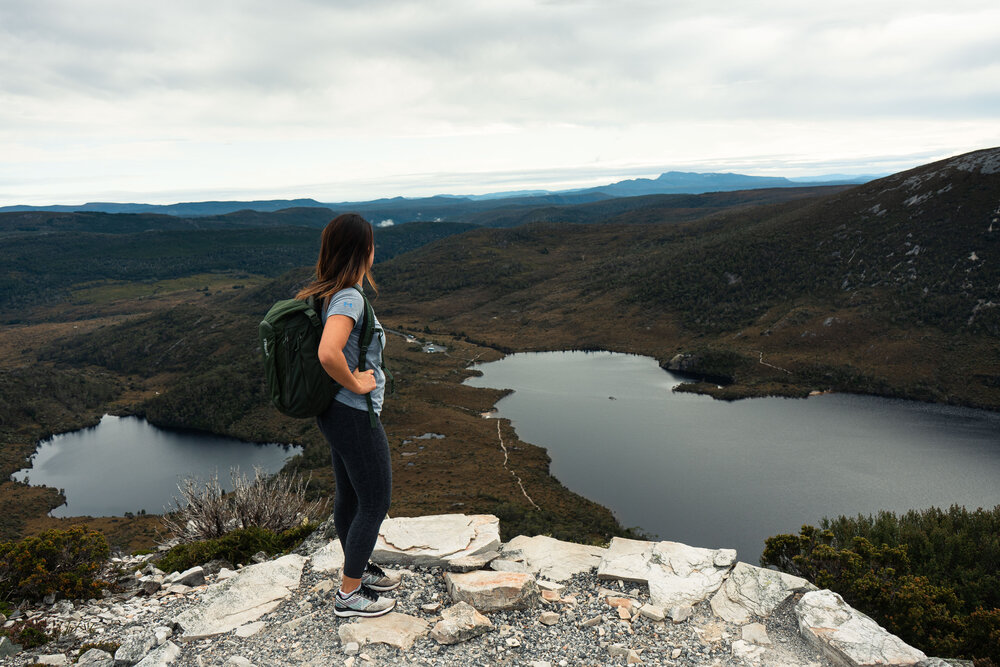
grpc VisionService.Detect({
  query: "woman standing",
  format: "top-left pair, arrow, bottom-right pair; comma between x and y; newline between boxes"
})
296,213 -> 401,618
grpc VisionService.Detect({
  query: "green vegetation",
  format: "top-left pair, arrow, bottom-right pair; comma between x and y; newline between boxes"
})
1,617 -> 57,649
762,506 -> 1000,663
0,526 -> 109,602
155,524 -> 316,573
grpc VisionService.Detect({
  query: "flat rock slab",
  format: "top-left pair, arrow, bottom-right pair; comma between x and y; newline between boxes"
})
309,540 -> 345,574
444,570 -> 540,612
796,589 -> 927,667
173,554 -> 306,640
338,612 -> 429,650
711,561 -> 816,624
501,534 -> 607,581
372,514 -> 501,567
597,537 -> 737,608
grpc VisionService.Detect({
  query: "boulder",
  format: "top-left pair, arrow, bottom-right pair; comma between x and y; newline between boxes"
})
201,559 -> 234,576
597,537 -> 736,608
133,642 -> 181,667
710,561 -> 816,624
172,554 -> 306,640
488,559 -> 530,573
77,649 -> 114,667
0,636 -> 19,658
114,630 -> 157,665
175,566 -> 206,587
444,570 -> 539,612
500,535 -> 607,581
796,589 -> 927,667
372,514 -> 500,567
430,602 -> 494,645
309,540 -> 345,574
337,612 -> 429,650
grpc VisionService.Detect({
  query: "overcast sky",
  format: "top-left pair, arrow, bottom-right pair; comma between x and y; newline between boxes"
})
2,0 -> 998,205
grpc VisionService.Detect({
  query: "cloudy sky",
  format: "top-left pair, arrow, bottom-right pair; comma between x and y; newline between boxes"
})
2,0 -> 998,205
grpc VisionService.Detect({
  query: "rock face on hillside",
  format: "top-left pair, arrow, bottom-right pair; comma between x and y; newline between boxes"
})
4,514 -> 950,667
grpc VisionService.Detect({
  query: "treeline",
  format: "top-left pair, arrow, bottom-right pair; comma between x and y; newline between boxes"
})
762,505 -> 1000,663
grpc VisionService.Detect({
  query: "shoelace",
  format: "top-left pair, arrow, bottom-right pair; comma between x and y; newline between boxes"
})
365,562 -> 387,579
355,584 -> 378,603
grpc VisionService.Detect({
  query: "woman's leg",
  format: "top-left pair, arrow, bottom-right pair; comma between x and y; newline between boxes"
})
316,400 -> 392,583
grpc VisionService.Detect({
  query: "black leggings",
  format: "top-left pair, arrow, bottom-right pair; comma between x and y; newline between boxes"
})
316,399 -> 392,580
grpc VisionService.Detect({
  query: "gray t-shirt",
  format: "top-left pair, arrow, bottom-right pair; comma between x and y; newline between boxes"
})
322,287 -> 386,415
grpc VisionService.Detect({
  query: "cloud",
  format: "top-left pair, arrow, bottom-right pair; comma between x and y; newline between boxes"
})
1,0 -> 998,203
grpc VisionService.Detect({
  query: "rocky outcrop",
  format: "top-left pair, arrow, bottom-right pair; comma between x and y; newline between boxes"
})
371,514 -> 500,567
4,514 -> 951,667
796,589 -> 928,667
172,554 -> 306,640
597,537 -> 737,609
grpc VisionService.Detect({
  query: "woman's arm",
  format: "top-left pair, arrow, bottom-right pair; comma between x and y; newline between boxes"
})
318,313 -> 376,395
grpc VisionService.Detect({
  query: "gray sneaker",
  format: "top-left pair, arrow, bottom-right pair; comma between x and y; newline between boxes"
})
334,584 -> 396,618
362,562 -> 402,592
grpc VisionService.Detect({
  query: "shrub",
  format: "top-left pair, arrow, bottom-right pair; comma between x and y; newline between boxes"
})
0,526 -> 109,602
0,618 -> 57,649
161,467 -> 327,543
762,506 -> 1000,663
156,523 -> 316,574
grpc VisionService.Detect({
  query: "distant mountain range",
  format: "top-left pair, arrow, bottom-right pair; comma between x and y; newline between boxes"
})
0,171 -> 877,219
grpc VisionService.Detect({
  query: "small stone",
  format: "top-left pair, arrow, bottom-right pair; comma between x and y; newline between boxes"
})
671,648 -> 682,659
430,602 -> 493,645
742,622 -> 772,646
176,566 -> 206,587
529,662 -> 553,667
535,580 -> 566,593
538,611 -> 560,626
421,602 -> 442,613
627,649 -> 643,665
344,642 -> 360,656
669,604 -> 693,623
446,550 -> 501,572
35,655 -> 68,666
444,570 -> 539,611
505,637 -> 521,647
541,590 -> 561,603
344,658 -> 355,667
638,604 -> 664,622
310,579 -> 336,594
140,580 -> 162,596
579,615 -> 602,628
165,584 -> 191,595
43,593 -> 56,605
609,643 -> 629,657
115,630 -> 157,665
606,596 -> 635,611
224,658 -> 253,667
617,606 -> 631,621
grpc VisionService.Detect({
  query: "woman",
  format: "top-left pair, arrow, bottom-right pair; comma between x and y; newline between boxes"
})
296,213 -> 401,618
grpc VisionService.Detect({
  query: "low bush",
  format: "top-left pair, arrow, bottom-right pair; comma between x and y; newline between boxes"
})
762,505 -> 1000,663
0,526 -> 109,602
156,523 -> 316,574
0,617 -> 57,649
161,467 -> 327,544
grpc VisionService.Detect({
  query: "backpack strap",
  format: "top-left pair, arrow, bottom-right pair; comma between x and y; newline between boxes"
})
353,286 -> 378,428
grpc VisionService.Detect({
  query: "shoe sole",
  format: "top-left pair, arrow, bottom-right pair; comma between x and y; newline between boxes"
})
334,599 -> 396,618
365,580 -> 401,592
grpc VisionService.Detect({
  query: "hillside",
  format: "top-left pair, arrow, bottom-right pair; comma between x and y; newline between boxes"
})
376,147 -> 1000,409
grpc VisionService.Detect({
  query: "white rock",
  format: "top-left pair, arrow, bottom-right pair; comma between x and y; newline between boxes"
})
710,561 -> 816,624
173,554 -> 306,640
538,611 -> 560,626
215,568 -> 236,581
337,612 -> 429,650
223,658 -> 254,667
536,579 -> 566,592
176,566 -> 206,587
796,589 -> 927,666
430,602 -> 494,645
489,559 -> 530,573
669,604 -> 693,623
732,639 -> 768,664
344,642 -> 360,656
742,622 -> 772,646
309,540 -> 345,574
639,604 -> 665,622
501,535 -> 608,581
372,514 -> 501,567
234,621 -> 266,638
444,570 -> 540,611
597,537 -> 736,607
76,648 -> 113,667
446,550 -> 500,572
115,630 -> 158,665
133,641 -> 182,667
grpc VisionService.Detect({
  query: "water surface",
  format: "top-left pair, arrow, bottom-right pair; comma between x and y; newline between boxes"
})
12,415 -> 300,518
464,351 -> 1000,563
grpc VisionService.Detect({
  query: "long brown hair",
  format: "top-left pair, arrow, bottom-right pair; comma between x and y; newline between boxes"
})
296,213 -> 377,301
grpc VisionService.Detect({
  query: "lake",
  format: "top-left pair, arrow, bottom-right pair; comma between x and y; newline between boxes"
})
11,415 -> 300,518
464,351 -> 1000,564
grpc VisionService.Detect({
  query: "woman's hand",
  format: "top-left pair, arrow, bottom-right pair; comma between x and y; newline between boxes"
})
352,368 -> 376,395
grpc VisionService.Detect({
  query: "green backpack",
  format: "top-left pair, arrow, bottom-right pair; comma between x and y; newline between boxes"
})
259,287 -> 375,420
